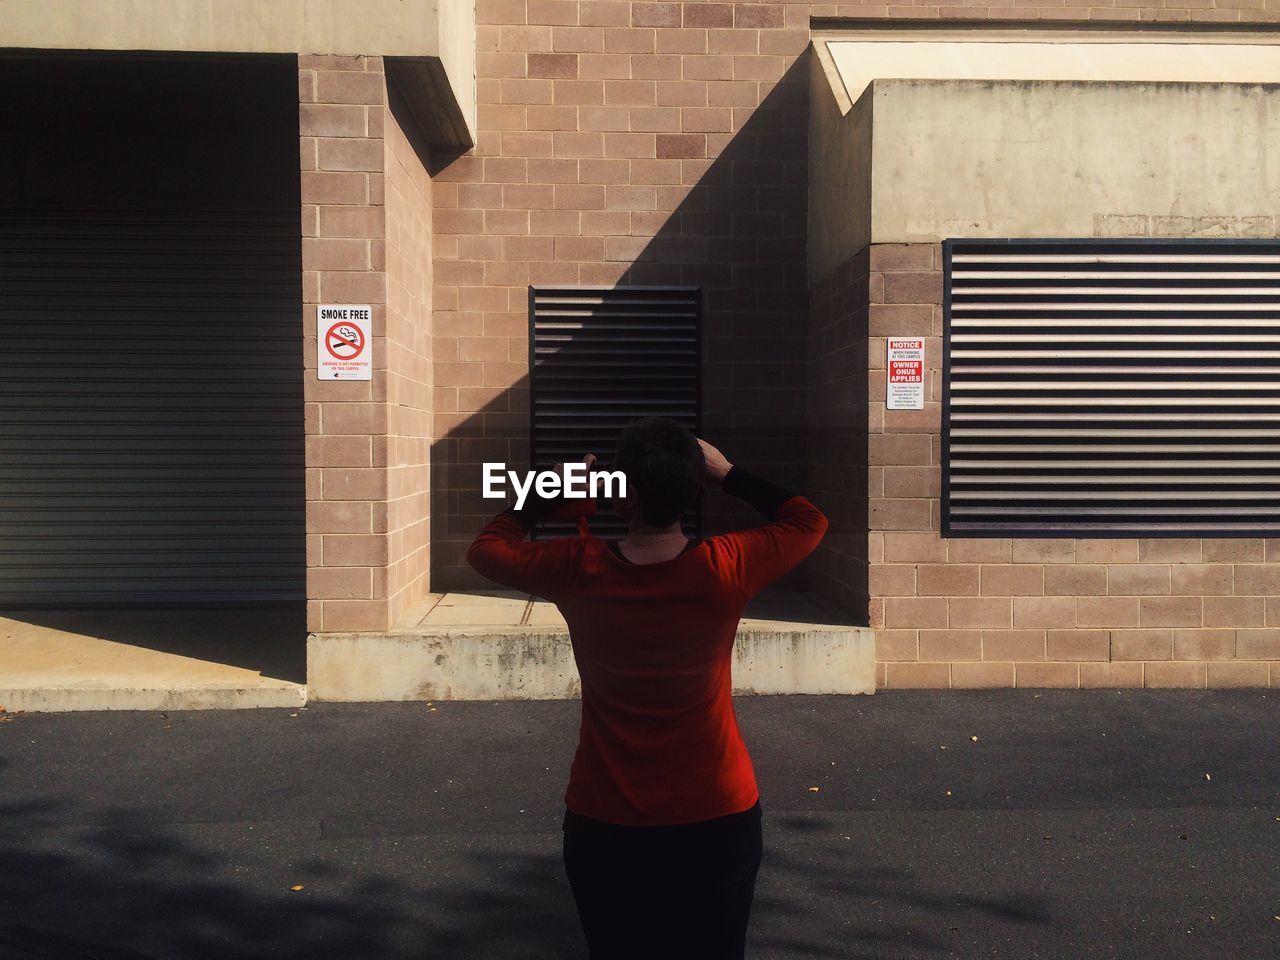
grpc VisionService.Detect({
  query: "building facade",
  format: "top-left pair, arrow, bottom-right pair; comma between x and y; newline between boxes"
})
2,1 -> 1279,702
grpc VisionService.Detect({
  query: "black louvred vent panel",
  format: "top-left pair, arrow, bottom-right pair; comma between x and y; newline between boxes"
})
530,286 -> 701,539
943,238 -> 1280,536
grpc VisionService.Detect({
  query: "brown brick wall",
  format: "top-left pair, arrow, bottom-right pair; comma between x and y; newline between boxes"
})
301,4 -> 1280,670
302,55 -> 388,633
433,0 -> 815,589
302,55 -> 435,632
865,241 -> 1280,689
433,2 -> 1280,594
383,89 -> 435,628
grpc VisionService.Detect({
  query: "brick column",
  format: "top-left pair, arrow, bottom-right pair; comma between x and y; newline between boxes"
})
301,55 -> 434,633
301,55 -> 389,633
383,89 -> 435,629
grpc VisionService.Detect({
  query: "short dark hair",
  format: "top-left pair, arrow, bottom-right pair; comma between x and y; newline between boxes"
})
614,417 -> 704,526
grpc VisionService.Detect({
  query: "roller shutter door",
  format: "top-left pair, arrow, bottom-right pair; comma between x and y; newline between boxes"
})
0,210 -> 305,606
943,237 -> 1280,536
529,286 -> 702,539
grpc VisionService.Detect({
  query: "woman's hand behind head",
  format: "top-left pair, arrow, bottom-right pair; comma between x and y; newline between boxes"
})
696,438 -> 732,487
548,454 -> 599,492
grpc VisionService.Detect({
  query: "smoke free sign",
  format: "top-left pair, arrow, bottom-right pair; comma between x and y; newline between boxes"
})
318,304 -> 372,381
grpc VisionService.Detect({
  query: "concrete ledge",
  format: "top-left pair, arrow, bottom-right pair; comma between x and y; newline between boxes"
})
307,589 -> 876,701
308,628 -> 582,701
0,608 -> 308,713
1,684 -> 306,713
307,626 -> 875,701
732,626 -> 874,695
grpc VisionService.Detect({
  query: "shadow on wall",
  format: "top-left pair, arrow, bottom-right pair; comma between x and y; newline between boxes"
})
807,247 -> 873,624
430,59 -> 820,596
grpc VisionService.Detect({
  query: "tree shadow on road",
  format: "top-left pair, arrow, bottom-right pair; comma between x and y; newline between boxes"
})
0,788 -> 1050,960
0,793 -> 578,959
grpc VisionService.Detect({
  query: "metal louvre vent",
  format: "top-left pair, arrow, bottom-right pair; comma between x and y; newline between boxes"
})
942,238 -> 1280,536
529,286 -> 701,539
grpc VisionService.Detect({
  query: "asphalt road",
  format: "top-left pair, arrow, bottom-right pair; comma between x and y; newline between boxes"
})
0,689 -> 1276,959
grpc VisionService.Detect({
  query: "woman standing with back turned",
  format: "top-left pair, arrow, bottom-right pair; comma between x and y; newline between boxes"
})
466,417 -> 829,960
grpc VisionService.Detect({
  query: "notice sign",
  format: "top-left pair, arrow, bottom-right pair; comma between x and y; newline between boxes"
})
317,304 -> 372,380
886,338 -> 924,410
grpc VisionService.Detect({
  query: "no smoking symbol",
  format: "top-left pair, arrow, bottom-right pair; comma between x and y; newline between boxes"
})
325,322 -> 365,361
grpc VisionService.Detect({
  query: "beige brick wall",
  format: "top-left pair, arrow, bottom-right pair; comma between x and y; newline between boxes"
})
302,3 -> 1280,650
302,55 -> 434,632
433,0 -> 816,589
384,89 -> 435,628
864,242 -> 1280,689
433,2 -> 1280,594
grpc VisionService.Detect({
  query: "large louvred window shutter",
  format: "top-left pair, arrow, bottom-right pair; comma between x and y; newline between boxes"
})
529,286 -> 702,540
0,210 -> 305,605
943,238 -> 1280,536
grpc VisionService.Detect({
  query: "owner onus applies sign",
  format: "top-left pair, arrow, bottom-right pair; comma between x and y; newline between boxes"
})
317,304 -> 372,381
886,338 -> 924,410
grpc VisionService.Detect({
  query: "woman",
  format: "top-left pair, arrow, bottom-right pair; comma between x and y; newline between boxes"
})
466,417 -> 828,960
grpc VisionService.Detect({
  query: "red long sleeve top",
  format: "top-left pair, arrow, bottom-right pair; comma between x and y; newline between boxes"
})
465,467 -> 828,826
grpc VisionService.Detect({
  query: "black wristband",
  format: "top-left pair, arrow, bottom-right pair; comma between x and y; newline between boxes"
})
721,464 -> 795,519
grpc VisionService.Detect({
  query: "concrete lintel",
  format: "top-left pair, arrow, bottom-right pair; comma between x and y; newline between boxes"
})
809,72 -> 1280,275
868,78 -> 1280,245
819,27 -> 1280,109
0,0 -> 479,148
1,1 -> 448,57
387,56 -> 475,154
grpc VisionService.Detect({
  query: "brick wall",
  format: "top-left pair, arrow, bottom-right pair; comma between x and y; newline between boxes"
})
432,0 -> 815,589
431,2 -> 1280,594
301,55 -> 388,633
383,89 -> 435,628
866,242 -> 1280,690
301,55 -> 435,632
301,3 -> 1280,661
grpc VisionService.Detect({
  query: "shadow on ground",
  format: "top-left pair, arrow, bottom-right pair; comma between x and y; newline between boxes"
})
0,792 -> 1047,959
3,692 -> 1277,959
1,604 -> 308,685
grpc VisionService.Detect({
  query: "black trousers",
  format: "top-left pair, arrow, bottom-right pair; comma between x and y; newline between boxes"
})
561,800 -> 763,960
